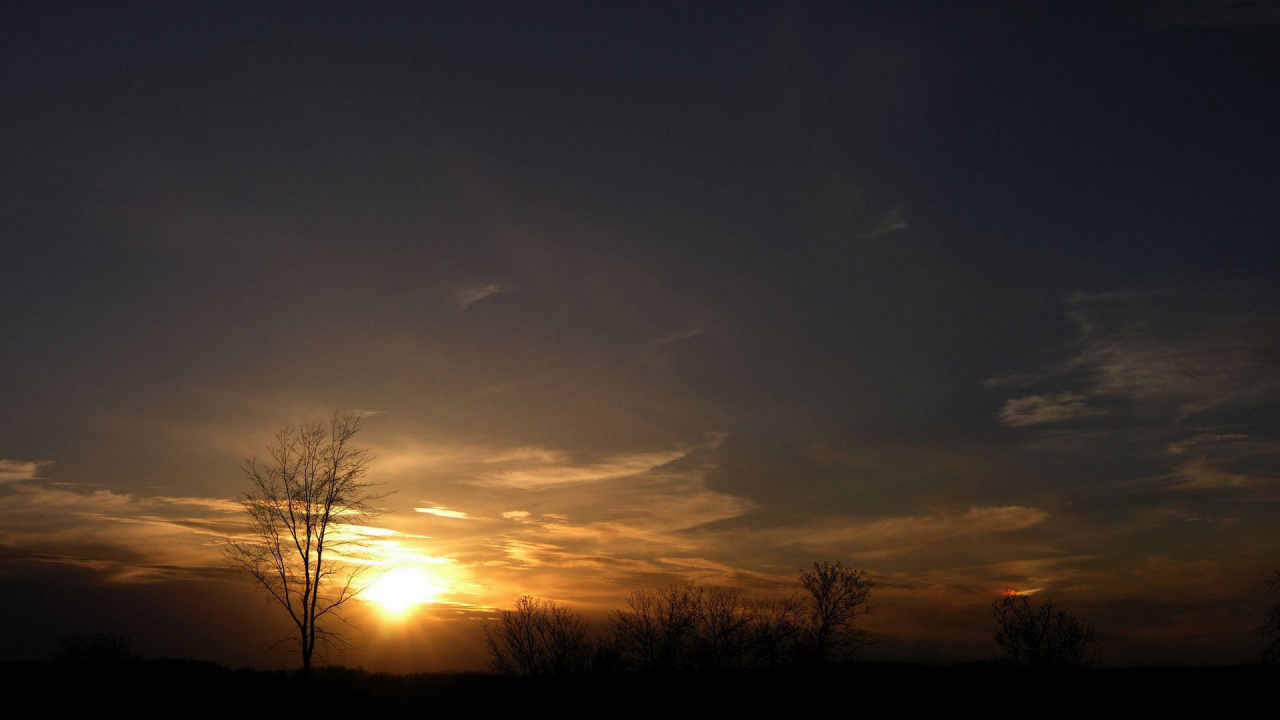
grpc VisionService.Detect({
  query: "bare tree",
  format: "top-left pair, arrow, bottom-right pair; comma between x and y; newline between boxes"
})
798,561 -> 876,662
1259,569 -> 1280,663
748,593 -> 804,668
484,595 -> 592,676
992,591 -> 1099,668
224,412 -> 384,677
608,584 -> 696,672
686,585 -> 754,671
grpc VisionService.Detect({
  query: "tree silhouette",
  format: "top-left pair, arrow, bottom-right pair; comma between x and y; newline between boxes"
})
1259,569 -> 1280,663
798,561 -> 876,662
992,591 -> 1098,668
608,584 -> 696,672
747,593 -> 804,668
224,412 -> 384,678
686,585 -> 754,671
57,633 -> 136,664
484,595 -> 592,676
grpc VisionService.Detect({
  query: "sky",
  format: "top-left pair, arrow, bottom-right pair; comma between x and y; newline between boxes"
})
2,0 -> 1279,670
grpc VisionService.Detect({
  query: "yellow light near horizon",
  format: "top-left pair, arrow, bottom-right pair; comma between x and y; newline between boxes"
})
363,567 -> 446,616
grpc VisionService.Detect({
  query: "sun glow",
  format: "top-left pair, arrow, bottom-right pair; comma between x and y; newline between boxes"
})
363,567 -> 447,616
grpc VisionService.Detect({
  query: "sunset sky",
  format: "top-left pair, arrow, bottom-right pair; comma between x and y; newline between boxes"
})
3,1 -> 1279,670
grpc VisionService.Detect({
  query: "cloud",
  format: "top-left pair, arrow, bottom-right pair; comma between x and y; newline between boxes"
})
783,505 -> 1050,553
1164,457 -> 1272,493
982,373 -> 1042,389
481,447 -> 568,465
501,511 -> 532,523
456,282 -> 515,310
1065,291 -> 1280,419
0,483 -> 241,582
482,447 -> 693,488
415,504 -> 469,519
998,393 -> 1104,427
0,459 -> 49,483
991,289 -> 1280,423
988,286 -> 1280,507
656,327 -> 705,347
1165,433 -> 1250,456
860,205 -> 909,239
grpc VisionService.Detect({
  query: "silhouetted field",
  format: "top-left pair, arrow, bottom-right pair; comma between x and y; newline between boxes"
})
4,659 -> 1272,712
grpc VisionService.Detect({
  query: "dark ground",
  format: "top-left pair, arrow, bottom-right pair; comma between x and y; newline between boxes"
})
2,659 -> 1273,713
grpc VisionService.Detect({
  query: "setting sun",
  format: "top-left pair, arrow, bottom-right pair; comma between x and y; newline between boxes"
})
363,567 -> 447,616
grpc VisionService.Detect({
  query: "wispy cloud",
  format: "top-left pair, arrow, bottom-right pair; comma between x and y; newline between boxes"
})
0,459 -> 49,483
482,447 -> 693,488
1163,457 -> 1274,493
656,327 -> 705,347
1165,432 -> 1251,456
998,392 -> 1105,427
415,504 -> 469,519
456,282 -> 516,310
764,505 -> 1050,558
860,205 -> 909,239
989,289 -> 1280,423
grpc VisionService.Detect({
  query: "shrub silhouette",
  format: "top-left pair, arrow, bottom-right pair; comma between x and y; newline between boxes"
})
484,595 -> 592,676
493,562 -> 877,675
57,633 -> 136,664
992,592 -> 1098,668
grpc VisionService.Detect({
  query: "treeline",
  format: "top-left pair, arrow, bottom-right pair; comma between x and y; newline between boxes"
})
483,561 -> 874,676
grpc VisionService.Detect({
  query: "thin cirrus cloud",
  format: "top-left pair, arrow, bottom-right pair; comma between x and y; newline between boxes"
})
759,505 -> 1050,557
997,392 -> 1103,427
456,282 -> 516,310
989,289 -> 1280,424
481,447 -> 695,488
415,504 -> 470,519
655,327 -> 705,347
1163,457 -> 1273,494
986,287 -> 1280,513
859,205 -> 909,239
1164,433 -> 1251,456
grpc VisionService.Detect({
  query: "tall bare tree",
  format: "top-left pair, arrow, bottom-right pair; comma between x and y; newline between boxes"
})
484,595 -> 592,676
798,561 -> 876,662
992,591 -> 1099,668
225,412 -> 383,677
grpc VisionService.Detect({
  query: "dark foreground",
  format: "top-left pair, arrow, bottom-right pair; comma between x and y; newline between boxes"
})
3,659 -> 1273,713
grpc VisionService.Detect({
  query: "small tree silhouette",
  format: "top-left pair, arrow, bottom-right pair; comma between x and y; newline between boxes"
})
747,593 -> 804,668
1259,569 -> 1280,663
686,585 -> 754,671
57,633 -> 136,664
608,585 -> 696,672
992,591 -> 1099,668
797,561 -> 876,663
484,595 -> 592,676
